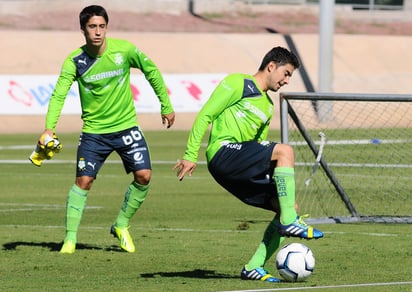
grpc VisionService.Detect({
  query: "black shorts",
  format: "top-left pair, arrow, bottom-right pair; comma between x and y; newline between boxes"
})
208,141 -> 278,211
76,126 -> 151,178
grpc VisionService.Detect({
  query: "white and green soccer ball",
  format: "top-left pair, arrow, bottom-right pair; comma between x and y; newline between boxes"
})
275,243 -> 315,282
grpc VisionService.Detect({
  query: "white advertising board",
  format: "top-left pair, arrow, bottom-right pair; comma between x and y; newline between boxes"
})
0,74 -> 226,114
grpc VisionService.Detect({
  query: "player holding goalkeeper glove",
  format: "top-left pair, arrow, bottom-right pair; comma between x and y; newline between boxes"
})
29,133 -> 62,166
37,5 -> 175,254
174,46 -> 323,282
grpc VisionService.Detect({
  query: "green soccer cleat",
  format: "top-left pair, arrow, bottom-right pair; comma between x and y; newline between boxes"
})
110,225 -> 135,253
60,240 -> 76,254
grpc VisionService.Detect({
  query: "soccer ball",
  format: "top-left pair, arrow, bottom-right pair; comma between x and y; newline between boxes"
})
275,243 -> 315,282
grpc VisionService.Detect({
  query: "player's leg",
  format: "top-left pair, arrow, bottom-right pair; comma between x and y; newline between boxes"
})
240,215 -> 283,282
60,176 -> 93,254
272,143 -> 297,225
208,141 -> 281,282
272,144 -> 323,239
237,185 -> 284,282
114,171 -> 150,229
110,170 -> 150,253
245,194 -> 301,272
60,133 -> 109,254
243,215 -> 285,282
60,185 -> 88,254
111,127 -> 152,253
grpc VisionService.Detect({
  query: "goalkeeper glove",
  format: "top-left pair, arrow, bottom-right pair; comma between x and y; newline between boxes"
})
29,134 -> 63,167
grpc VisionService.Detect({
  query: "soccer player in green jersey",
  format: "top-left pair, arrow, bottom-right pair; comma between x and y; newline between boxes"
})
37,5 -> 175,254
174,46 -> 323,282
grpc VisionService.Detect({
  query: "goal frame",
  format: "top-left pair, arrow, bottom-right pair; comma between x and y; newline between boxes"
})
279,92 -> 412,223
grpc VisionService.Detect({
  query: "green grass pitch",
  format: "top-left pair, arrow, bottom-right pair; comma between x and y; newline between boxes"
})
1,131 -> 411,291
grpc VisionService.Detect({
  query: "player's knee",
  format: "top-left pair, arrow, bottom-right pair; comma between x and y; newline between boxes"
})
75,176 -> 94,190
282,144 -> 295,159
273,144 -> 295,163
134,169 -> 151,185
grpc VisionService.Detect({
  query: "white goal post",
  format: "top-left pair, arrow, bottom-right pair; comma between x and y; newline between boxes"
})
280,92 -> 412,223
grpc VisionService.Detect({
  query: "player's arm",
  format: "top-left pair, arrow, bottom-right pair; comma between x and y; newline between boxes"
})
29,58 -> 75,166
183,74 -> 242,162
32,62 -> 73,167
174,75 -> 242,180
45,57 -> 77,132
131,46 -> 175,127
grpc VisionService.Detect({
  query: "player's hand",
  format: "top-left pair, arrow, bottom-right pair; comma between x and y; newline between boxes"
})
39,131 -> 62,158
29,130 -> 62,166
162,112 -> 175,129
173,159 -> 197,181
38,129 -> 54,145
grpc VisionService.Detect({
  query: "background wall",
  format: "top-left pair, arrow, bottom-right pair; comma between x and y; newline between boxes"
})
1,1 -> 411,133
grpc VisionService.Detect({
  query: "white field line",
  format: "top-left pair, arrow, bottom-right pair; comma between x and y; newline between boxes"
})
290,138 -> 412,146
1,138 -> 410,151
219,281 -> 412,292
1,220 -> 411,238
0,203 -> 102,213
2,159 -> 412,169
295,162 -> 412,168
0,159 -> 207,165
0,145 -> 36,150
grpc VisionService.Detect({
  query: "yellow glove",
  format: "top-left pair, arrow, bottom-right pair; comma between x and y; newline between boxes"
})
29,134 -> 63,167
29,143 -> 48,167
43,134 -> 62,159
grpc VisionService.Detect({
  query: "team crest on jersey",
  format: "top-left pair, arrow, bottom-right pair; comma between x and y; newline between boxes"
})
114,53 -> 123,65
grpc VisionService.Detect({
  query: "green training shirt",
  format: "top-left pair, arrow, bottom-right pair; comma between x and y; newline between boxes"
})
183,73 -> 274,163
46,38 -> 173,134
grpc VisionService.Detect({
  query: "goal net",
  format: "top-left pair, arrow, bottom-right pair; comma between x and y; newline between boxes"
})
279,92 -> 412,223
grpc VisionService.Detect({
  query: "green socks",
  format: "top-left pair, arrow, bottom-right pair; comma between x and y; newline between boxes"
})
245,217 -> 285,270
274,167 -> 297,225
246,167 -> 297,270
62,181 -> 148,244
115,181 -> 149,228
64,184 -> 88,243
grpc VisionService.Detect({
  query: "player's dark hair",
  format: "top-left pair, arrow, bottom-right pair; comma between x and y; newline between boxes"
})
79,5 -> 109,30
258,46 -> 300,71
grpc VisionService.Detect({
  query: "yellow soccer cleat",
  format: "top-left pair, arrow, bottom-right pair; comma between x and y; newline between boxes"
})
110,225 -> 135,253
60,240 -> 76,254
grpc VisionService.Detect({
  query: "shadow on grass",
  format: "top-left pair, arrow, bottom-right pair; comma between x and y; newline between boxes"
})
141,269 -> 238,279
2,241 -> 124,253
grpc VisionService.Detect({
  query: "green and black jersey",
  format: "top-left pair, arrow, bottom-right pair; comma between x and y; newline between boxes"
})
183,73 -> 274,163
46,38 -> 173,134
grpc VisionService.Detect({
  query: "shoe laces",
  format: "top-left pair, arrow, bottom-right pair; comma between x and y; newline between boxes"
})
296,214 -> 310,227
255,267 -> 268,276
